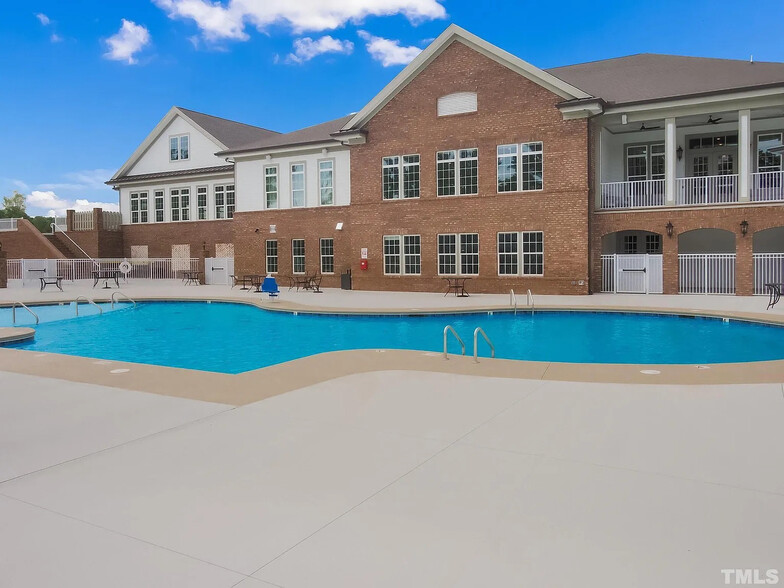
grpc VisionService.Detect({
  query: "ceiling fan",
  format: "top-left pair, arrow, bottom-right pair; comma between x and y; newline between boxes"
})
639,122 -> 661,131
707,115 -> 723,124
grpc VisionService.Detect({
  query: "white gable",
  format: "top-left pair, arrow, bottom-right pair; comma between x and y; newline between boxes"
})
127,115 -> 227,176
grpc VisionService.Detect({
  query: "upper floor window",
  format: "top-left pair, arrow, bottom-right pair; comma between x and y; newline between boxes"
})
291,163 -> 306,207
154,190 -> 164,222
264,166 -> 278,209
319,160 -> 334,206
130,191 -> 148,224
626,144 -> 664,182
170,188 -> 189,222
437,148 -> 478,196
382,155 -> 419,199
758,133 -> 783,172
215,184 -> 235,219
170,135 -> 189,161
497,142 -> 543,193
437,92 -> 477,117
197,186 -> 208,220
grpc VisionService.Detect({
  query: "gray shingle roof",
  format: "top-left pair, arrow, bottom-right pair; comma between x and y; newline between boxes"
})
178,107 -> 280,149
218,115 -> 354,155
547,53 -> 784,106
107,165 -> 234,186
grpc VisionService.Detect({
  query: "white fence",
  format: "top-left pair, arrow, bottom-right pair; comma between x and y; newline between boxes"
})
0,218 -> 19,231
751,171 -> 784,203
753,253 -> 784,295
7,258 -> 199,284
676,174 -> 738,205
678,254 -> 735,294
599,179 -> 665,210
69,210 -> 122,231
600,254 -> 662,294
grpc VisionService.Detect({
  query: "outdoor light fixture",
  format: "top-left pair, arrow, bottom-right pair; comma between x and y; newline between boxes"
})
740,220 -> 749,236
269,224 -> 276,234
666,222 -> 674,237
676,146 -> 683,161
254,228 -> 260,233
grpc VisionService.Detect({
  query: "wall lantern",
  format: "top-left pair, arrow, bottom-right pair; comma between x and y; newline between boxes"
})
740,220 -> 749,236
666,222 -> 674,238
676,146 -> 683,161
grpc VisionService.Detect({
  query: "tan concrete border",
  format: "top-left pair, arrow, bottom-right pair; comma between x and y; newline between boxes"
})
3,295 -> 784,405
0,327 -> 34,344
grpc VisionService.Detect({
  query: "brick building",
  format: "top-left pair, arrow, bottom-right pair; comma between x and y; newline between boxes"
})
106,25 -> 784,296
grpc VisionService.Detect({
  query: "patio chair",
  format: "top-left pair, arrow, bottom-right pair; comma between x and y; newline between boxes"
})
261,276 -> 280,300
310,274 -> 323,293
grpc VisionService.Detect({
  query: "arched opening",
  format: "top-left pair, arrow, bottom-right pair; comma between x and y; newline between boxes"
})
752,227 -> 784,294
600,230 -> 663,293
677,228 -> 736,294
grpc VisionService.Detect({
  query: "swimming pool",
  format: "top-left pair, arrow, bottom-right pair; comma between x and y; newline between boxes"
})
4,301 -> 784,373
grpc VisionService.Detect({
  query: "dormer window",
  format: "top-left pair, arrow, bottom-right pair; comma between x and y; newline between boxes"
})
170,134 -> 189,161
437,92 -> 477,117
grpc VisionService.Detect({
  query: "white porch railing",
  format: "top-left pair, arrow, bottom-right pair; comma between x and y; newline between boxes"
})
676,174 -> 738,205
751,171 -> 784,203
7,258 -> 199,283
678,254 -> 735,294
753,253 -> 784,295
0,218 -> 19,231
600,179 -> 665,209
600,254 -> 615,292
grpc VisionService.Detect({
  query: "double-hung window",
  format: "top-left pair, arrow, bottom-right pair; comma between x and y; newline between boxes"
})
320,238 -> 334,273
437,148 -> 478,196
382,155 -> 420,199
170,188 -> 189,221
319,160 -> 334,206
626,144 -> 665,181
759,133 -> 783,172
154,190 -> 164,222
438,233 -> 479,275
197,186 -> 207,220
383,235 -> 421,275
291,163 -> 305,207
169,135 -> 189,161
264,166 -> 278,209
266,240 -> 278,273
292,239 -> 305,274
497,231 -> 544,276
214,184 -> 235,219
497,142 -> 543,192
130,191 -> 148,223
624,234 -> 638,254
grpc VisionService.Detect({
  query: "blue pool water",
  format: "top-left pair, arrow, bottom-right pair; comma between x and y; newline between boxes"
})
4,301 -> 784,373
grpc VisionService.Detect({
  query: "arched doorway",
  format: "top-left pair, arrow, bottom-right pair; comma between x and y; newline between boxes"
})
753,227 -> 784,294
600,230 -> 663,293
677,229 -> 736,294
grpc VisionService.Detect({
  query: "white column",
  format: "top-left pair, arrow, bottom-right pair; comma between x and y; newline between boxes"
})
665,117 -> 677,204
738,109 -> 751,202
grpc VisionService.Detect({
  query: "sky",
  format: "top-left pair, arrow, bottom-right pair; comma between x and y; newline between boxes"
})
1,0 -> 783,216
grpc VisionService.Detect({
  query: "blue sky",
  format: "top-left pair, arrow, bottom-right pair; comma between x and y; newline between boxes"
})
1,0 -> 783,216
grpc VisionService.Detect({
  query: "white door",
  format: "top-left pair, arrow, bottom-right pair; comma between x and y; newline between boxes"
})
614,254 -> 663,294
205,257 -> 234,285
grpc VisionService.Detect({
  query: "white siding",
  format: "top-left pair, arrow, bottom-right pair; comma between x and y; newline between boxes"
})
234,147 -> 351,212
437,92 -> 477,117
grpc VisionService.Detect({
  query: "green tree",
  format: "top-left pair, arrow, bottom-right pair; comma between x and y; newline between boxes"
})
1,191 -> 27,217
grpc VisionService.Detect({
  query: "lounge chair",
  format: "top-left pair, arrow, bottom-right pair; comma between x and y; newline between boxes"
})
261,276 -> 280,300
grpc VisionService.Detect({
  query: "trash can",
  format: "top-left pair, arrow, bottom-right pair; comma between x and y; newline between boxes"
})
340,269 -> 352,290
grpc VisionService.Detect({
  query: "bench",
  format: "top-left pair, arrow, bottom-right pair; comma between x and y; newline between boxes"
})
39,276 -> 63,292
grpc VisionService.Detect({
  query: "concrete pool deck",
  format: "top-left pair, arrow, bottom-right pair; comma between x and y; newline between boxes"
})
1,283 -> 783,586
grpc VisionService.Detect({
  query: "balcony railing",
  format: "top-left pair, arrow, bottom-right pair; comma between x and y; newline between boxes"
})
600,179 -> 665,210
676,174 -> 738,205
678,254 -> 735,295
0,218 -> 19,231
751,171 -> 784,203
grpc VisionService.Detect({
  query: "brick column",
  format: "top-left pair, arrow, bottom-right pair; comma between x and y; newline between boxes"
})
93,208 -> 104,231
0,247 -> 7,288
66,209 -> 75,231
198,242 -> 209,285
662,230 -> 679,294
736,228 -> 753,296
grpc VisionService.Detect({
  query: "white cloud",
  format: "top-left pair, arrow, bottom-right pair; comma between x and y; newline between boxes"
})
104,19 -> 151,64
286,35 -> 353,64
35,13 -> 50,26
153,0 -> 446,39
26,191 -> 119,217
357,30 -> 422,66
50,33 -> 63,43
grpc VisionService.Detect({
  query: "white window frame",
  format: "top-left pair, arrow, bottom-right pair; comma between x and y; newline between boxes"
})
382,154 -> 420,200
196,185 -> 208,220
264,165 -> 279,209
130,191 -> 148,224
498,231 -> 544,276
497,142 -> 543,193
291,163 -> 306,208
382,235 -> 421,275
320,238 -> 334,274
153,189 -> 165,223
437,234 -> 457,276
169,134 -> 189,162
383,235 -> 402,275
214,184 -> 235,219
758,132 -> 783,172
403,235 -> 421,275
318,159 -> 335,206
521,231 -> 544,276
170,187 -> 189,222
438,233 -> 480,276
437,148 -> 478,196
292,238 -> 305,274
266,240 -> 278,274
497,232 -> 519,276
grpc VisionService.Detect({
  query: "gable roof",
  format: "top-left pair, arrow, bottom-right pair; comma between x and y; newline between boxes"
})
109,106 -> 280,182
548,53 -> 784,106
341,24 -> 592,132
218,115 -> 354,156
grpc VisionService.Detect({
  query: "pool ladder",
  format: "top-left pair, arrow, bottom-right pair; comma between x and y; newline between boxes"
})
111,292 -> 137,309
510,289 -> 535,315
74,296 -> 102,316
10,301 -> 39,325
443,325 -> 496,362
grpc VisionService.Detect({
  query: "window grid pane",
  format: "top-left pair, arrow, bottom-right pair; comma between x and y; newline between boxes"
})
382,156 -> 400,199
403,235 -> 421,275
521,231 -> 544,275
225,185 -> 235,218
383,236 -> 401,274
265,166 -> 278,209
320,238 -> 334,273
214,186 -> 225,219
291,164 -> 305,207
459,148 -> 478,195
197,187 -> 207,220
497,232 -> 518,275
154,191 -> 164,222
292,239 -> 305,273
266,240 -> 278,273
460,233 -> 479,275
319,161 -> 334,206
437,150 -> 456,196
402,155 -> 420,199
520,142 -> 543,191
438,234 -> 456,275
497,144 -> 518,192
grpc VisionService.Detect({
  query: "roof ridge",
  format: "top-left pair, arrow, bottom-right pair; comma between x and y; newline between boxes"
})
176,106 -> 281,135
548,52 -> 784,70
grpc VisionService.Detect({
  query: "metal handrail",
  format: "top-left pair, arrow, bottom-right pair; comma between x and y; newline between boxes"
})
74,296 -> 102,316
111,291 -> 136,309
473,327 -> 495,362
443,325 -> 466,359
50,223 -> 99,267
527,289 -> 535,314
510,289 -> 517,315
11,301 -> 39,325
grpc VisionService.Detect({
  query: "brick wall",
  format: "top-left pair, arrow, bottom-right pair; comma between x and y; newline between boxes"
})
121,220 -> 234,259
0,219 -> 65,259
